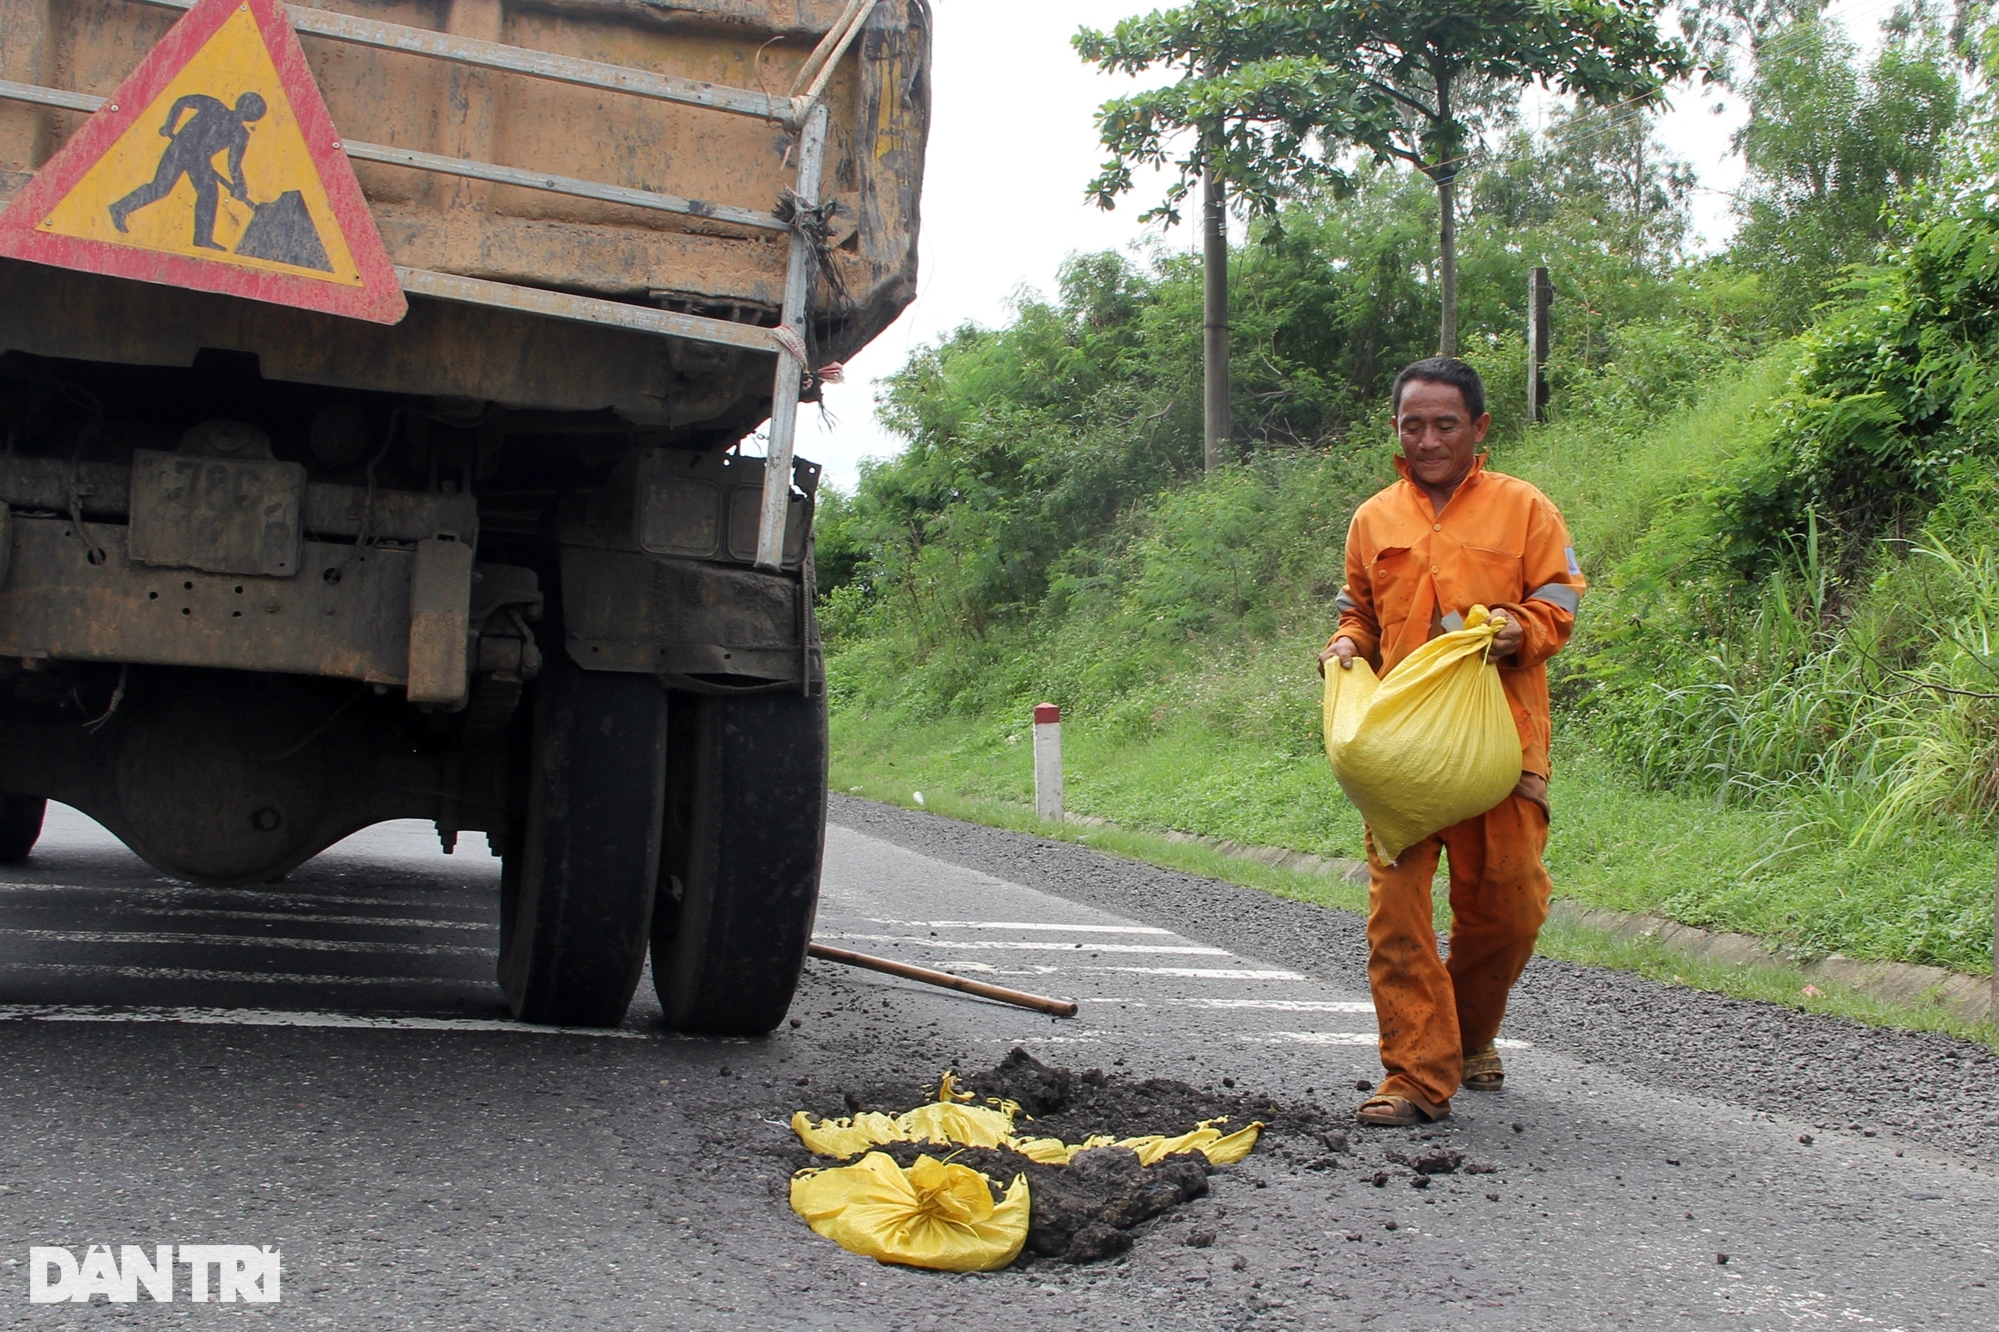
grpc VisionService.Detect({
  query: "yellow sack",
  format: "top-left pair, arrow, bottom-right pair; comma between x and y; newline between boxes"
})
1008,1118 -> 1262,1167
790,1102 -> 1018,1159
1323,604 -> 1523,862
789,1152 -> 1030,1272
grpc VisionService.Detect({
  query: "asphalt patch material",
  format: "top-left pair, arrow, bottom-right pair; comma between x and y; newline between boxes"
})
801,1049 -> 1326,1264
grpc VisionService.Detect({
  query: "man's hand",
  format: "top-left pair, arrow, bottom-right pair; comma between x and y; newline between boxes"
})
1490,612 -> 1523,661
1316,637 -> 1358,676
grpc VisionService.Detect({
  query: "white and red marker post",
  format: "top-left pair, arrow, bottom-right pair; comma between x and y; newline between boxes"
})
1032,702 -> 1063,822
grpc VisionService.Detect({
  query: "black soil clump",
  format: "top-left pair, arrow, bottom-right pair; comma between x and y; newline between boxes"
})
870,1140 -> 1211,1263
800,1048 -> 1329,1265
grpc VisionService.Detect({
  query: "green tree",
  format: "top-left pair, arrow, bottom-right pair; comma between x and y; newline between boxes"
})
1730,10 -> 1962,330
1079,0 -> 1691,358
1294,0 -> 1691,355
1075,1 -> 1342,472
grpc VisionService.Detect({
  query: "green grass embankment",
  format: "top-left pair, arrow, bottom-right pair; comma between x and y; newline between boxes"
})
831,712 -> 1997,1045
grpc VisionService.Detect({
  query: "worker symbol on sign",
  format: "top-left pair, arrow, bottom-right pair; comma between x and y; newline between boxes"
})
104,89 -> 330,271
109,92 -> 266,251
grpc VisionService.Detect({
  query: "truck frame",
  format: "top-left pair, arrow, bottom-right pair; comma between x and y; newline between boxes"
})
0,0 -> 930,1030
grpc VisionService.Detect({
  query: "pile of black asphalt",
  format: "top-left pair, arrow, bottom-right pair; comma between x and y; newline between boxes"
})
827,795 -> 1999,1164
781,1045 -> 1518,1266
789,1048 -> 1340,1264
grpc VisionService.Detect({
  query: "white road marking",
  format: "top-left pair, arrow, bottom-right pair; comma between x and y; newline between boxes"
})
1177,999 -> 1376,1013
49,907 -> 494,932
0,1003 -> 644,1036
820,934 -> 1226,955
1087,966 -> 1306,980
0,961 -> 473,986
0,928 -> 488,956
1246,1030 -> 1533,1050
0,879 -> 490,915
835,919 -> 1174,935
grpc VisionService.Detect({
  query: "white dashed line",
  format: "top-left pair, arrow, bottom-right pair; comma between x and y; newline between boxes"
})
0,879 -> 489,914
0,962 -> 474,986
0,929 -> 488,956
0,1004 -> 644,1036
1177,999 -> 1376,1013
51,908 -> 494,931
836,918 -> 1174,935
1244,1030 -> 1532,1050
1086,967 -> 1306,980
820,934 -> 1226,955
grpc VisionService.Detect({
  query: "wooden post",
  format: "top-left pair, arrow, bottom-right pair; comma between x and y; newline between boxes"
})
1528,266 -> 1552,424
1033,702 -> 1063,822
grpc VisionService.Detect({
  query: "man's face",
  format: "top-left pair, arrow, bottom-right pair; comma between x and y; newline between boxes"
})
1395,379 -> 1490,492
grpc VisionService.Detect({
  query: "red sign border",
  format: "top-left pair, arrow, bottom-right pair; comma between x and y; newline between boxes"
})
0,0 -> 406,325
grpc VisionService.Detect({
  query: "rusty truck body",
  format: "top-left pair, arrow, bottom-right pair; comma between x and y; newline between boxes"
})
0,0 -> 929,1029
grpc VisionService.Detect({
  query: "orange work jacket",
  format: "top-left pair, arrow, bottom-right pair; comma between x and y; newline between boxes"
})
1331,454 -> 1585,776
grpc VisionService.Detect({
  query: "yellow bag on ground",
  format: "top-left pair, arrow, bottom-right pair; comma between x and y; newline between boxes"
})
789,1102 -> 1018,1158
1008,1118 -> 1262,1166
789,1152 -> 1030,1272
1322,605 -> 1523,862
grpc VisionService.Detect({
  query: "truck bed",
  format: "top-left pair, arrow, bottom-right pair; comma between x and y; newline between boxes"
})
0,0 -> 929,437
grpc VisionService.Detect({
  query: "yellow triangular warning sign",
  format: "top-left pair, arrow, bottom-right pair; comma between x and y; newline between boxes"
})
43,4 -> 360,282
0,0 -> 404,322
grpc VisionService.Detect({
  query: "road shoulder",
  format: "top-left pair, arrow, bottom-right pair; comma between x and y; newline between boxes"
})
829,794 -> 1999,1166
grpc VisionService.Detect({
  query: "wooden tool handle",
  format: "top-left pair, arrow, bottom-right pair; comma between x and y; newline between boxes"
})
806,942 -> 1080,1018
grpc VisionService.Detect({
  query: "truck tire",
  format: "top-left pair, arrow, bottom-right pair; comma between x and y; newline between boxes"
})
0,796 -> 46,864
651,688 -> 827,1035
499,662 -> 669,1027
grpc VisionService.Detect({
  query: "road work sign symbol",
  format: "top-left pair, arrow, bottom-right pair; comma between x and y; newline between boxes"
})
0,0 -> 405,323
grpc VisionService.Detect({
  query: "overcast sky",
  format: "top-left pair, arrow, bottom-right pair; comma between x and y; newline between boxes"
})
793,0 -> 1903,491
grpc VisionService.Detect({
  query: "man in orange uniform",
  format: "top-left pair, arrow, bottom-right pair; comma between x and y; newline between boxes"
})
1318,358 -> 1585,1126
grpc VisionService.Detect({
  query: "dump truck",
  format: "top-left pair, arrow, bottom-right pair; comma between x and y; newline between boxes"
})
0,0 -> 930,1031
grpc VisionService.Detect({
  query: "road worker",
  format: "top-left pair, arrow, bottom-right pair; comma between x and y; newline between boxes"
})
1317,357 -> 1585,1126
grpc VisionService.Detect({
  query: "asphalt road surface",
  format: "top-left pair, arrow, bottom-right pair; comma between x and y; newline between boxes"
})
0,796 -> 1993,1329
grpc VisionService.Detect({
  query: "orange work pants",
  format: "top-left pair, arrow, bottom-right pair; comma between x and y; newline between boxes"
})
1365,793 -> 1551,1109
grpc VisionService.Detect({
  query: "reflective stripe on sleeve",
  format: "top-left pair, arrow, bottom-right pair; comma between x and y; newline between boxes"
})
1527,581 -> 1582,615
1334,589 -> 1357,615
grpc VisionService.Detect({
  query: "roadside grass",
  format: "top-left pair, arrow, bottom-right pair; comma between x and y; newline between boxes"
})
1493,345 -> 1803,569
832,708 -> 1998,1049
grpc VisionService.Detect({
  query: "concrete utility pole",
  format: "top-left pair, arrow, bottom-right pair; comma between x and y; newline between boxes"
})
1527,266 -> 1553,423
1201,133 -> 1229,474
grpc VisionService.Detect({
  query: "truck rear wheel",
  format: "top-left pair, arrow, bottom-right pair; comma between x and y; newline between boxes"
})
499,663 -> 669,1027
651,689 -> 827,1035
0,796 -> 47,864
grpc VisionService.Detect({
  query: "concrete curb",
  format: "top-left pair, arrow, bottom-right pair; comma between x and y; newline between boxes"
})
1549,902 -> 1995,1025
1082,816 -> 1995,1027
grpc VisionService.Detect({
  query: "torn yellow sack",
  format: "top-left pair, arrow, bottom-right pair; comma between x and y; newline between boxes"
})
790,1152 -> 1029,1272
1009,1118 -> 1261,1167
789,1102 -> 1018,1158
1323,604 -> 1523,862
795,1097 -> 1262,1169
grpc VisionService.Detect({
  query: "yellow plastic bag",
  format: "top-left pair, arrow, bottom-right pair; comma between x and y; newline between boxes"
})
1323,604 -> 1523,862
789,1152 -> 1030,1272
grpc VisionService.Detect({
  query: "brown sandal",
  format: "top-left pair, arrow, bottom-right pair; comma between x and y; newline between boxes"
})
1355,1089 -> 1449,1126
1463,1043 -> 1504,1091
